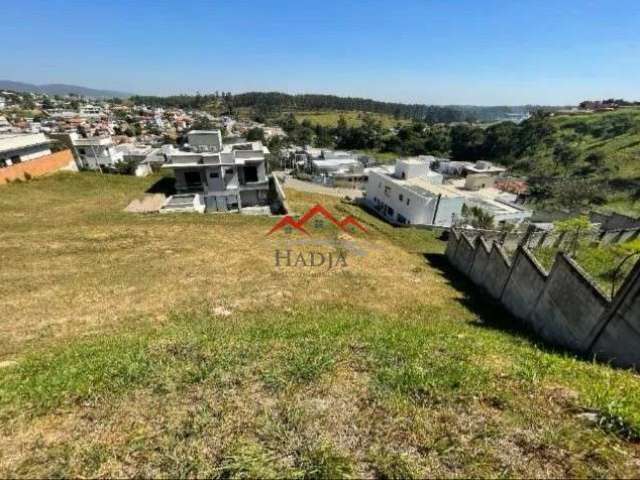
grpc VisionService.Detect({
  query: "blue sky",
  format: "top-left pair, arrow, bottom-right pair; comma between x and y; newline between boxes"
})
1,0 -> 639,105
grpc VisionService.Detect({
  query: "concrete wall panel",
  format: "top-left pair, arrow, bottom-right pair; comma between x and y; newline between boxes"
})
531,254 -> 610,351
500,248 -> 548,326
468,238 -> 490,286
590,261 -> 640,368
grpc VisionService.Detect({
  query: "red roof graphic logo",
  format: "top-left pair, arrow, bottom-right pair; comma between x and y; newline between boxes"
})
267,203 -> 368,236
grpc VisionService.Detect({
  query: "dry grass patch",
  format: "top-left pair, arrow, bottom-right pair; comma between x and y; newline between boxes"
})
2,173 -> 640,477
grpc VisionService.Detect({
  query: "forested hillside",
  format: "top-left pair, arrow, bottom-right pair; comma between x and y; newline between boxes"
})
130,91 -> 531,123
447,108 -> 640,214
274,108 -> 640,215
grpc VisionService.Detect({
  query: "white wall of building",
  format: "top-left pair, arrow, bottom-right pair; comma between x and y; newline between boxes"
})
365,170 -> 463,226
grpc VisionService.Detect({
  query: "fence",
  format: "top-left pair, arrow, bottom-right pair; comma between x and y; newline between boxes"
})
0,150 -> 77,185
446,229 -> 640,369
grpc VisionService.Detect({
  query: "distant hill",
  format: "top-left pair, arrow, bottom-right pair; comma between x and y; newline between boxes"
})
0,80 -> 133,98
131,91 -> 536,124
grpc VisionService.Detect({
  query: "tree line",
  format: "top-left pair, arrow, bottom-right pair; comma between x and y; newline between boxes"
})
130,91 -> 532,123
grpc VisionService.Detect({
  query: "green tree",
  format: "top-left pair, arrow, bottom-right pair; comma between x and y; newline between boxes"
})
450,124 -> 485,160
246,127 -> 265,142
191,116 -> 214,130
553,142 -> 579,170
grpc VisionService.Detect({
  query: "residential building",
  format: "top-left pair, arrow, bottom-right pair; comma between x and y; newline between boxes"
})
304,150 -> 365,187
0,133 -> 52,168
463,161 -> 507,190
434,159 -> 473,176
54,133 -> 124,170
162,129 -> 271,213
0,116 -> 12,133
366,161 -> 464,226
366,158 -> 531,227
116,143 -> 153,164
394,158 -> 444,184
78,104 -> 103,119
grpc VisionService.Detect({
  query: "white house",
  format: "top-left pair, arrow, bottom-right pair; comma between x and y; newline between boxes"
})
67,133 -> 124,170
0,116 -> 12,133
78,104 -> 103,119
463,160 -> 507,190
162,129 -> 271,213
365,160 -> 464,226
0,133 -> 52,168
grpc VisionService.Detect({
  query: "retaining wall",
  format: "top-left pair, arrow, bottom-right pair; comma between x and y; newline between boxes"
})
530,254 -> 610,350
500,248 -> 548,328
483,244 -> 512,300
445,229 -> 640,369
0,150 -> 76,185
588,260 -> 640,367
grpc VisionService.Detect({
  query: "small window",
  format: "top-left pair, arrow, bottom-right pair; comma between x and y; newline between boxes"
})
225,168 -> 234,175
406,198 -> 410,206
78,148 -> 86,155
244,165 -> 258,182
384,186 -> 391,197
399,194 -> 403,202
209,171 -> 219,178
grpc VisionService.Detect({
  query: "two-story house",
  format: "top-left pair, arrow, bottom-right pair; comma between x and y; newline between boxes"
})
162,130 -> 271,213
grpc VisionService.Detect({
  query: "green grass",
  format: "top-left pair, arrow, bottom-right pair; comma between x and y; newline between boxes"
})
532,108 -> 640,215
2,304 -> 640,476
293,110 -> 409,129
532,239 -> 640,295
1,173 -> 640,477
355,149 -> 399,164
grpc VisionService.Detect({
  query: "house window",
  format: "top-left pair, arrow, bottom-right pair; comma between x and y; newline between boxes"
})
10,155 -> 20,164
397,214 -> 407,224
184,171 -> 202,188
384,186 -> 391,197
209,171 -> 219,178
386,206 -> 394,217
78,148 -> 86,155
244,165 -> 258,182
225,168 -> 234,175
407,198 -> 410,206
399,194 -> 403,202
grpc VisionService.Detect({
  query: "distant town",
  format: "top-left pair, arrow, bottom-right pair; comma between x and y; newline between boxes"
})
2,88 -> 639,232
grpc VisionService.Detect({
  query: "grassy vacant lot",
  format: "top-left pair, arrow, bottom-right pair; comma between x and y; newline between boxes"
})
293,111 -> 409,129
1,173 -> 640,477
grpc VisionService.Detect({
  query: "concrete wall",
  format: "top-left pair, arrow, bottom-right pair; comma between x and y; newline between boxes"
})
500,248 -> 548,327
445,228 -> 640,369
0,150 -> 76,185
484,244 -> 512,300
588,260 -> 640,368
468,237 -> 491,286
530,254 -> 610,350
